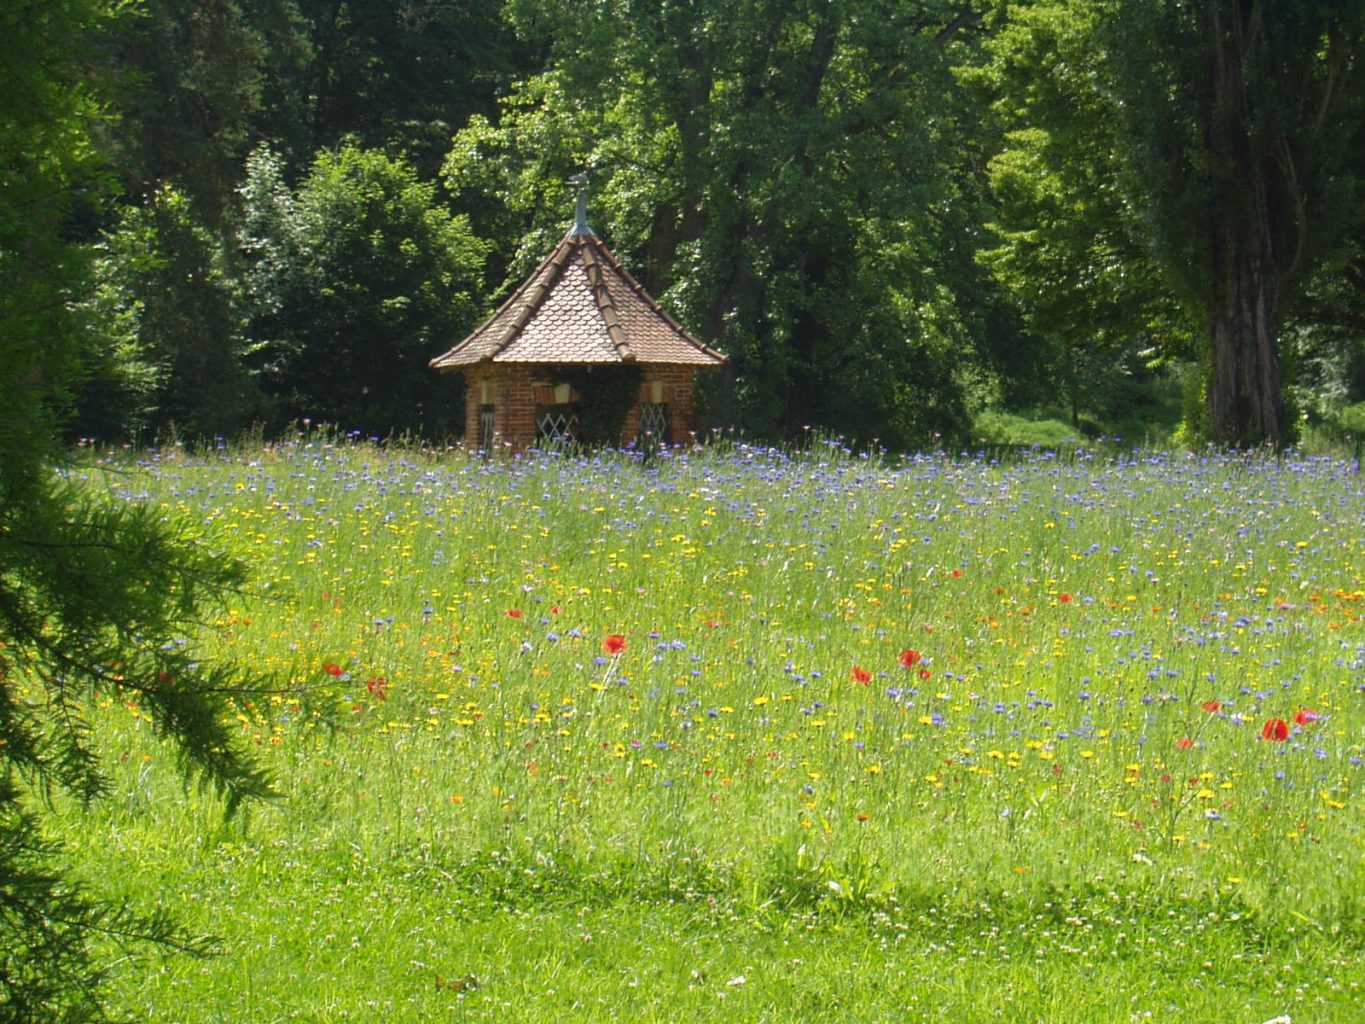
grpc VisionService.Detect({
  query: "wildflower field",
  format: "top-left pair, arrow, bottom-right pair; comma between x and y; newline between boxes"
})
58,441 -> 1364,1022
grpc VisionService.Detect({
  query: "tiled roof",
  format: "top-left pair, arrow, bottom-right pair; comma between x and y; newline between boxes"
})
430,229 -> 726,369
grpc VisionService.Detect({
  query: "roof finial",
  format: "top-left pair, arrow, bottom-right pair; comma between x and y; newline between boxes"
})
567,170 -> 592,236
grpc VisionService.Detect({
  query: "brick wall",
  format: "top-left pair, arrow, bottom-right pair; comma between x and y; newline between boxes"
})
621,365 -> 704,445
462,363 -> 717,451
461,365 -> 538,451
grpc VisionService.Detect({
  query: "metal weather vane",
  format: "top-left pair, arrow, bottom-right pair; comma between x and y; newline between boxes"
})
567,170 -> 592,236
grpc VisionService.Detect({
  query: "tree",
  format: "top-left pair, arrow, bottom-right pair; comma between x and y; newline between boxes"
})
68,251 -> 161,442
238,143 -> 488,435
99,0 -> 522,220
446,0 -> 1022,448
980,0 -> 1365,446
1135,1 -> 1365,446
292,0 -> 522,177
971,2 -> 1195,428
1288,237 -> 1365,417
2,2 -> 273,1018
97,0 -> 307,225
86,184 -> 258,440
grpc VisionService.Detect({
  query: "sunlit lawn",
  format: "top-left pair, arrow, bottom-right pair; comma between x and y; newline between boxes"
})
57,438 -> 1365,1021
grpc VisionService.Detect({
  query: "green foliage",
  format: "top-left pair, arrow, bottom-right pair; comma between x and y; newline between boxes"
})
977,0 -> 1365,447
291,0 -> 521,177
83,185 -> 257,440
1287,238 -> 1365,415
98,0 -> 522,218
97,0 -> 315,224
1,2 -> 274,1018
234,145 -> 301,395
1341,401 -> 1365,435
68,260 -> 161,442
553,364 -> 642,446
238,143 -> 488,435
971,409 -> 1082,447
44,0 -> 1361,449
444,1 -> 1023,449
972,1 -> 1197,430
1,0 -> 112,488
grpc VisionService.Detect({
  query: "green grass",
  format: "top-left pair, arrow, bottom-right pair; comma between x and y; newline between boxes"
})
971,409 -> 1085,447
49,438 -> 1365,1021
85,843 -> 1365,1023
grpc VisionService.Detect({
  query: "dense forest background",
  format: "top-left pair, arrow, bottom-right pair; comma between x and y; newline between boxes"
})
15,0 -> 1365,450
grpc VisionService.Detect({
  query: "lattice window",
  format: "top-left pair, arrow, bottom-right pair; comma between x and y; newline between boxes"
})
638,402 -> 668,444
536,404 -> 580,444
478,404 -> 495,450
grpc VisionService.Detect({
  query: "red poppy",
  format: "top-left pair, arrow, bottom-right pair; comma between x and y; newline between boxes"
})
1200,700 -> 1222,713
367,677 -> 388,701
918,667 -> 932,681
603,634 -> 626,656
550,605 -> 561,615
507,608 -> 523,619
899,649 -> 921,669
1058,592 -> 1073,604
323,662 -> 343,677
850,665 -> 872,685
1175,736 -> 1194,750
1261,718 -> 1289,742
1293,707 -> 1319,726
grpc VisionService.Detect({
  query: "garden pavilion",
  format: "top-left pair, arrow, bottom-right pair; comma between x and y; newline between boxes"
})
429,183 -> 726,450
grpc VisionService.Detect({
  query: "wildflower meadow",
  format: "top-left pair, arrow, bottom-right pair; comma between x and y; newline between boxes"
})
56,439 -> 1364,1022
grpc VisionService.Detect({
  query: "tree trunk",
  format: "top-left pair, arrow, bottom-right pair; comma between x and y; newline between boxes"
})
1204,1 -> 1287,448
1207,215 -> 1286,447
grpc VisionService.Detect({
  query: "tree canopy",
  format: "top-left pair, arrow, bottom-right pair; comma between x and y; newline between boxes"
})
238,143 -> 487,436
26,0 -> 1357,450
978,0 -> 1365,445
445,0 -> 1017,447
